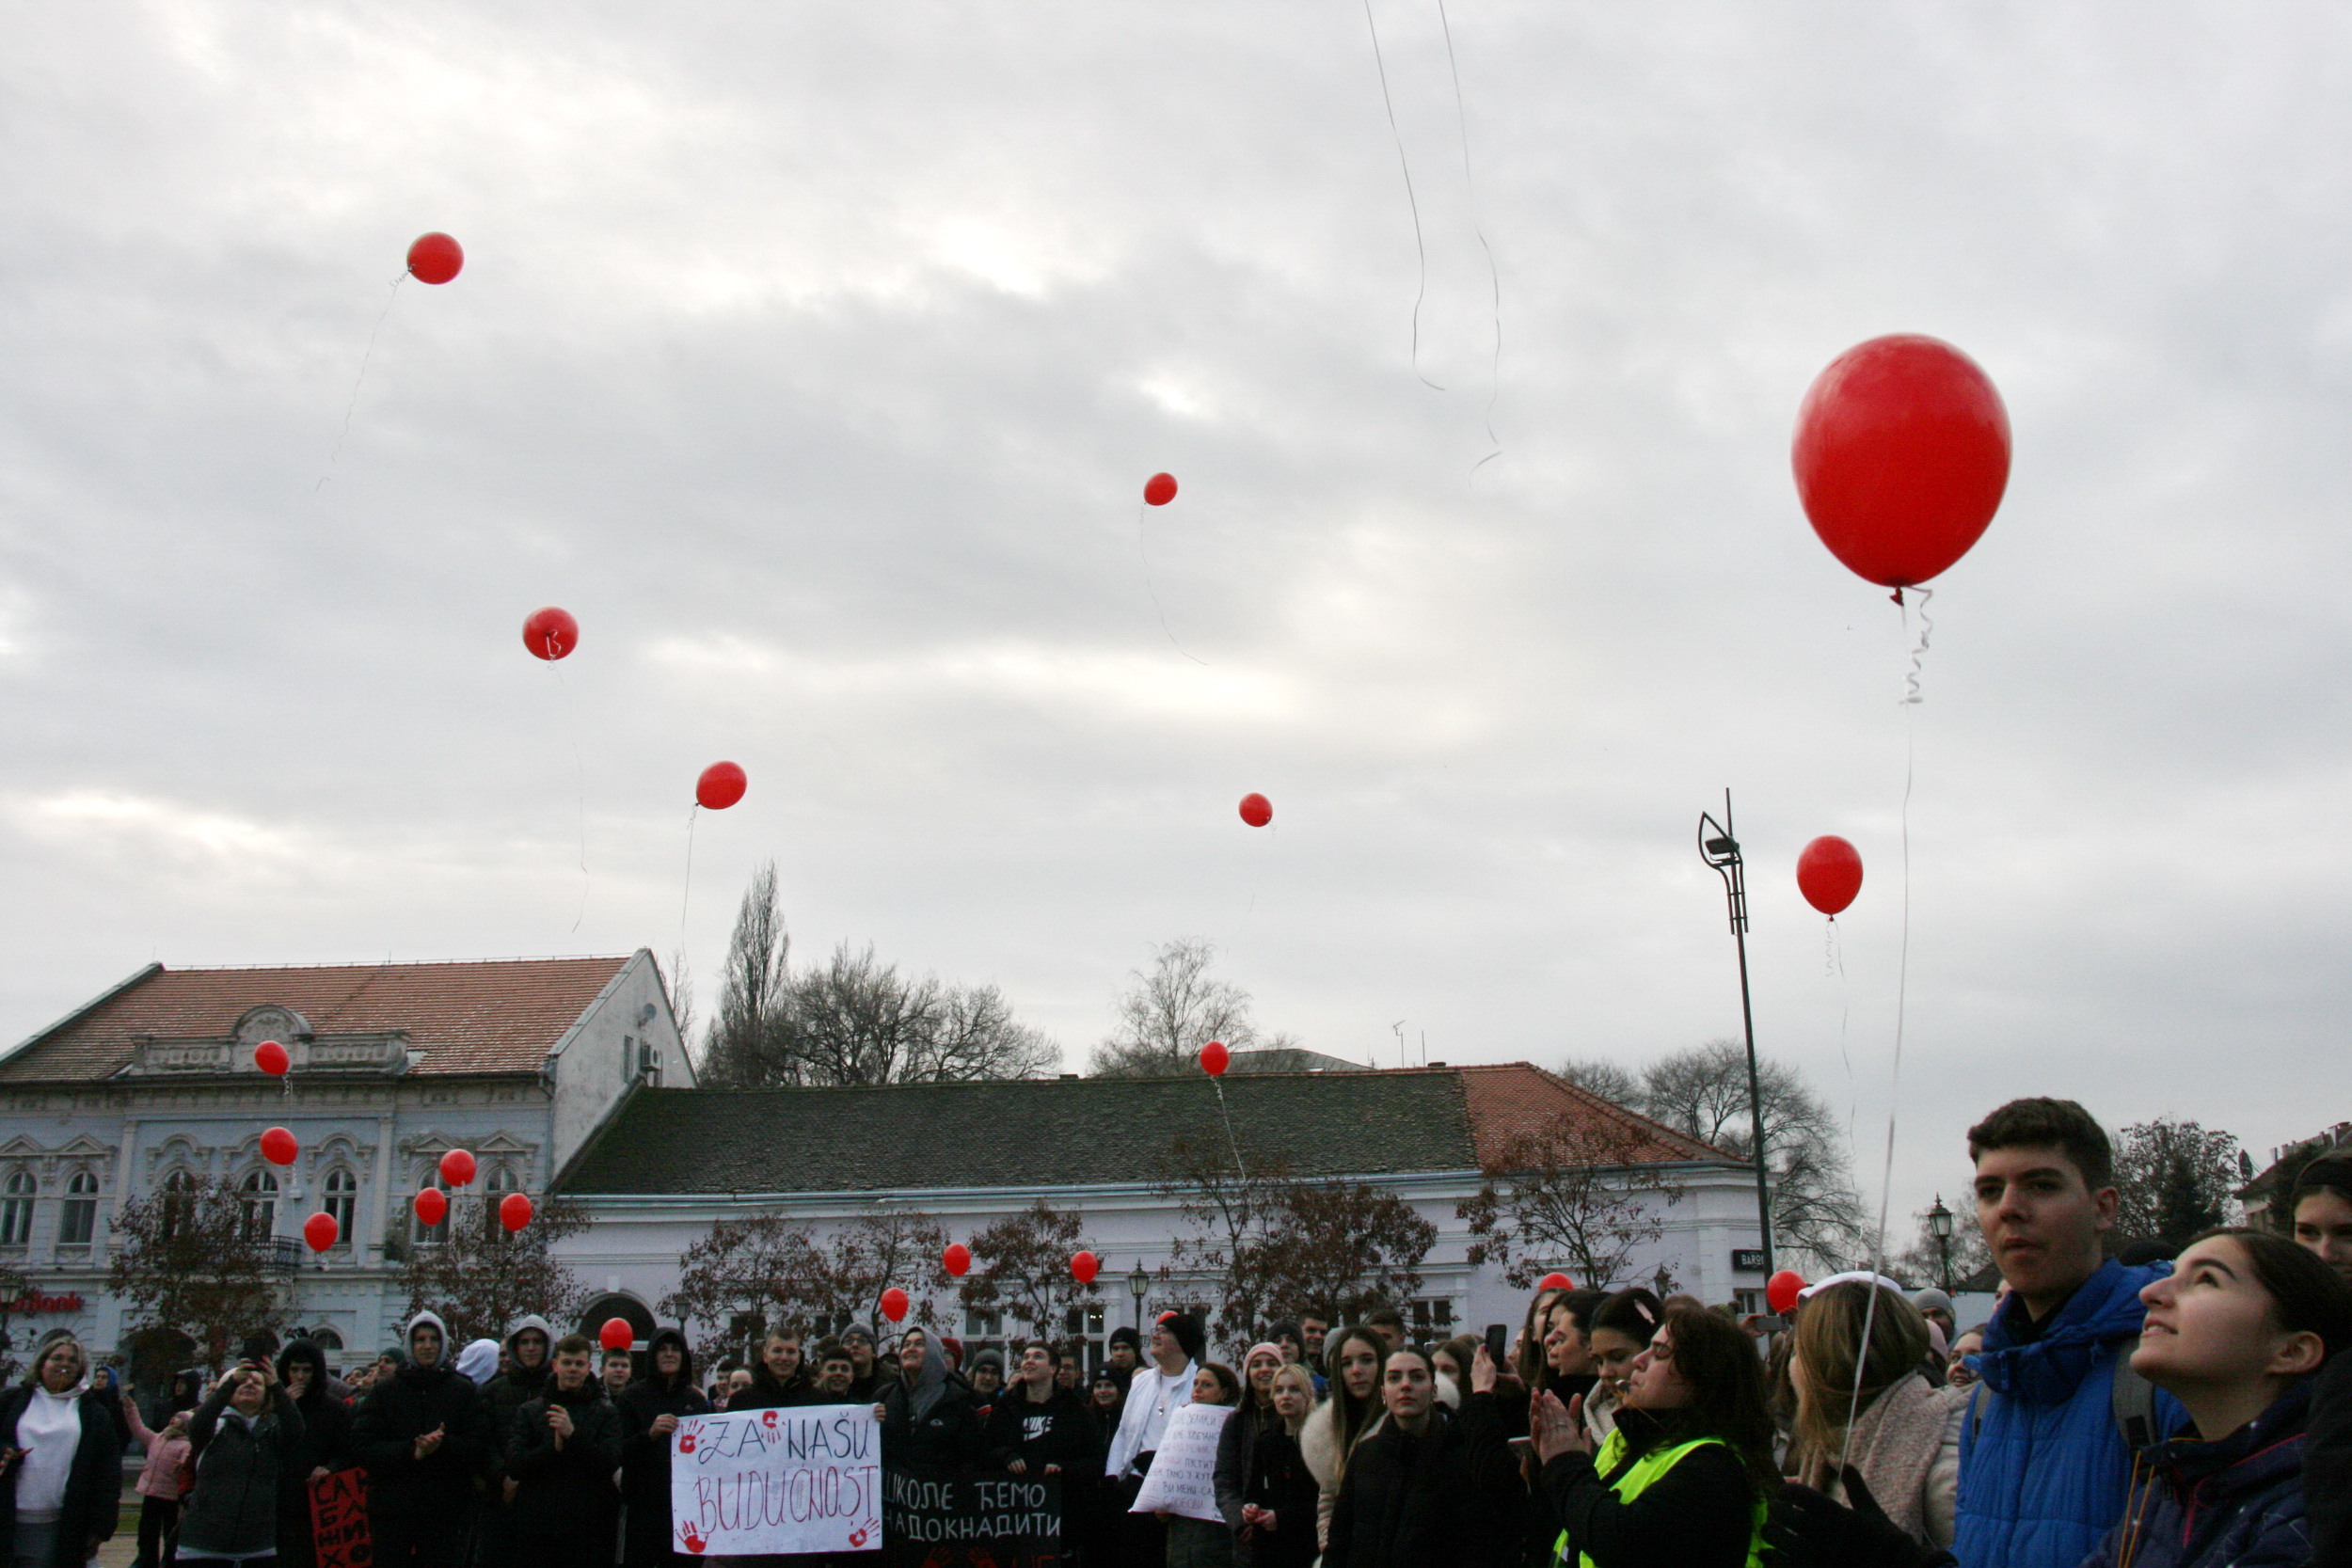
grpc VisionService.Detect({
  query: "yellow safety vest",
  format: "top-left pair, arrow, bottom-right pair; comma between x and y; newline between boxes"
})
1554,1429 -> 1768,1568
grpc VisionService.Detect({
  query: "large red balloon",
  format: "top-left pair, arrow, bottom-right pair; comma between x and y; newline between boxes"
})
260,1128 -> 298,1167
303,1212 -> 340,1252
1143,472 -> 1178,507
253,1040 -> 290,1076
599,1317 -> 634,1352
880,1288 -> 910,1323
406,232 -> 465,285
522,607 -> 579,661
438,1148 -> 477,1187
1767,1269 -> 1806,1315
1200,1040 -> 1230,1077
1793,335 -> 2010,589
1238,793 -> 1272,829
1796,835 -> 1865,917
1071,1250 -> 1100,1285
500,1193 -> 534,1232
414,1187 -> 448,1227
943,1243 -> 971,1277
1536,1272 -> 1576,1292
696,762 -> 747,811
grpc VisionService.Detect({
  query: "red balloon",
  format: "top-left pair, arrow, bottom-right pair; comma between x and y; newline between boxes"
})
1536,1272 -> 1576,1292
1796,835 -> 1865,917
599,1317 -> 634,1352
260,1128 -> 298,1167
880,1287 -> 910,1323
406,231 -> 465,285
413,1187 -> 448,1227
253,1040 -> 290,1076
1071,1251 -> 1100,1285
500,1193 -> 534,1232
1793,335 -> 2010,589
1200,1040 -> 1230,1077
1238,793 -> 1272,829
1143,472 -> 1178,507
696,762 -> 747,811
438,1148 -> 477,1187
522,607 -> 579,661
303,1212 -> 339,1252
1767,1269 -> 1806,1315
943,1243 -> 971,1277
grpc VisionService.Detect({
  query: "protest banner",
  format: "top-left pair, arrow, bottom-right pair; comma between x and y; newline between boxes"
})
308,1467 -> 372,1568
882,1468 -> 1062,1568
669,1402 -> 883,1557
1129,1401 -> 1232,1524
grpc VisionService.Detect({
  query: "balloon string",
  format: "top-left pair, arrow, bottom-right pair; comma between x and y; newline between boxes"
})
1360,0 -> 1443,392
1211,1076 -> 1248,1181
318,272 -> 405,492
1900,584 -> 1934,705
679,802 -> 701,961
1136,502 -> 1207,666
549,659 -> 591,935
1435,0 -> 1502,473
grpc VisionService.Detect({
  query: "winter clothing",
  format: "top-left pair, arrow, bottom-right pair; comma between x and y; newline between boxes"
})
1955,1259 -> 2187,1568
1298,1396 -> 1349,1550
1792,1371 -> 1966,1549
2082,1377 -> 2317,1568
479,1313 -> 555,1448
0,1382 -> 121,1568
1214,1397 -> 1280,1531
274,1338 -> 354,1568
1537,1405 -> 1767,1568
1324,1394 -> 1522,1568
122,1398 -> 194,1502
453,1338 -> 501,1386
1237,1418 -> 1319,1568
350,1310 -> 494,1568
880,1336 -> 982,1471
1106,1359 -> 1196,1479
727,1354 -> 812,1412
2310,1350 -> 2351,1568
983,1384 -> 1100,1477
503,1373 -> 622,1564
180,1379 -> 305,1560
1168,1512 -> 1235,1568
616,1328 -> 711,1568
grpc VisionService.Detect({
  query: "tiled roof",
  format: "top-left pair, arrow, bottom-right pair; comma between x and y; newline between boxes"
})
556,1065 -> 1729,1197
1457,1063 -> 1724,1165
0,957 -> 635,1083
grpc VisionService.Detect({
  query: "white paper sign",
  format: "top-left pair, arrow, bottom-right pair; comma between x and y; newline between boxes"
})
1130,1401 -> 1232,1525
668,1403 -> 883,1557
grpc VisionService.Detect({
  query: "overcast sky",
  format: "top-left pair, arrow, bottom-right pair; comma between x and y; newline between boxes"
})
5,3 -> 2348,1247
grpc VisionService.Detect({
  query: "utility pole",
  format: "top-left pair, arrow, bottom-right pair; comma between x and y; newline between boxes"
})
1698,790 -> 1774,1281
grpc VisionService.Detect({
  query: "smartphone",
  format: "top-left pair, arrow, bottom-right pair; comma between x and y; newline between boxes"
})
1484,1324 -> 1508,1364
1507,1435 -> 1534,1454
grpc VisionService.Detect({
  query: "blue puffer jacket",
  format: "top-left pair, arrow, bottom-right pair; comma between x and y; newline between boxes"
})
2080,1378 -> 2313,1568
1954,1259 -> 2185,1568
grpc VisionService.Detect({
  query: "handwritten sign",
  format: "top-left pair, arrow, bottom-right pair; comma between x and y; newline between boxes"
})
308,1468 -> 373,1568
882,1469 -> 1061,1568
1130,1401 -> 1232,1524
669,1403 -> 882,1557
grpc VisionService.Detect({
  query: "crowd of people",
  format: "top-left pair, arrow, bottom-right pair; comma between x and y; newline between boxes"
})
0,1095 -> 2345,1566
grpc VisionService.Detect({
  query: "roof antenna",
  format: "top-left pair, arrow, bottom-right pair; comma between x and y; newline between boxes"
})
1391,1020 -> 1406,1069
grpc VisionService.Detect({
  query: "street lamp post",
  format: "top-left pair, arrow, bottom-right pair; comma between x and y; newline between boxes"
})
1128,1261 -> 1151,1335
1698,790 -> 1774,1283
1929,1195 -> 1955,1293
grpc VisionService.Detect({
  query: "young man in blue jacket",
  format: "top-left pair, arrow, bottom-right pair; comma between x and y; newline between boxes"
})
1955,1098 -> 2185,1568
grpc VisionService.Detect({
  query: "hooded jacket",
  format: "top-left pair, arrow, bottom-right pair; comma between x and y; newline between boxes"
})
2308,1351 -> 2351,1568
1956,1259 -> 2187,1568
481,1312 -> 555,1453
2079,1378 -> 2316,1568
182,1376 -> 306,1560
273,1337 -> 353,1551
350,1310 -> 494,1500
881,1336 -> 982,1471
983,1380 -> 1100,1478
617,1328 -> 712,1561
728,1347 -> 814,1412
504,1368 -> 622,1542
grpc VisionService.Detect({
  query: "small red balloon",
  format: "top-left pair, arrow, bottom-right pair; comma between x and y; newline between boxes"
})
599,1317 -> 634,1352
943,1243 -> 971,1277
303,1212 -> 339,1252
413,1187 -> 448,1227
1143,472 -> 1178,507
522,607 -> 579,661
696,762 -> 747,811
1767,1269 -> 1806,1315
1238,793 -> 1272,828
1200,1040 -> 1230,1077
260,1128 -> 298,1166
406,231 -> 465,285
253,1040 -> 290,1076
1071,1251 -> 1100,1285
1796,835 -> 1865,917
1536,1272 -> 1576,1292
438,1148 -> 477,1187
1793,335 -> 2010,590
500,1192 -> 534,1232
880,1288 -> 910,1323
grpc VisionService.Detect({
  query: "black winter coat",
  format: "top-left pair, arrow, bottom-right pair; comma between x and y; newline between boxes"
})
480,1360 -> 551,1463
503,1379 -> 623,1544
0,1385 -> 122,1567
726,1364 -> 814,1411
617,1372 -> 711,1563
983,1386 -> 1100,1478
350,1361 -> 494,1505
183,1385 -> 305,1558
1537,1407 -> 1760,1568
1239,1422 -> 1319,1568
2310,1352 -> 2351,1568
882,1377 -> 983,1472
1324,1393 -> 1522,1568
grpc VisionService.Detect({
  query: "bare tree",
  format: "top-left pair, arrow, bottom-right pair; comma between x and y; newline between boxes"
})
700,862 -> 788,1086
399,1195 -> 590,1345
2114,1117 -> 2242,1249
107,1177 -> 288,1368
660,1206 -> 956,1363
1093,939 -> 1284,1078
1458,1115 -> 1686,1291
1556,1058 -> 1643,1107
958,1200 -> 1101,1338
1255,1183 -> 1437,1327
1156,1133 -> 1295,1343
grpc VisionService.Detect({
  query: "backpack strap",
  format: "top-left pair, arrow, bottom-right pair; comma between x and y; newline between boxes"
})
2109,1333 -> 2157,1453
1967,1378 -> 1988,1443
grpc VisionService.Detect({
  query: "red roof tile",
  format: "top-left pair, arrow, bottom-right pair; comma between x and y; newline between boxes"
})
0,957 -> 635,1083
1457,1063 -> 1725,1167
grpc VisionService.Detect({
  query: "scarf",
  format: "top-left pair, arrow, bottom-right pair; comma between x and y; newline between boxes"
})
1798,1370 -> 1962,1542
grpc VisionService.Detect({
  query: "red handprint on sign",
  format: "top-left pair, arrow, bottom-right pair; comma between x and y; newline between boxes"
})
677,1521 -> 707,1554
678,1432 -> 697,1454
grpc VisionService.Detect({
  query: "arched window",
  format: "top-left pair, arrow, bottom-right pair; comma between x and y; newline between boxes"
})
308,1327 -> 344,1353
239,1170 -> 278,1242
416,1173 -> 449,1246
160,1169 -> 197,1239
483,1164 -> 516,1241
324,1169 -> 358,1243
0,1171 -> 33,1247
58,1171 -> 98,1246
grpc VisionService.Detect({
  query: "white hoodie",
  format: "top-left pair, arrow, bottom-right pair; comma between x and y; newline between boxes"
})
13,1385 -> 84,1519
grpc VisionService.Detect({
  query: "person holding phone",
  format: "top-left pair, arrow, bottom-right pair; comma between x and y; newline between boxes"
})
0,1335 -> 119,1567
178,1357 -> 304,1564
